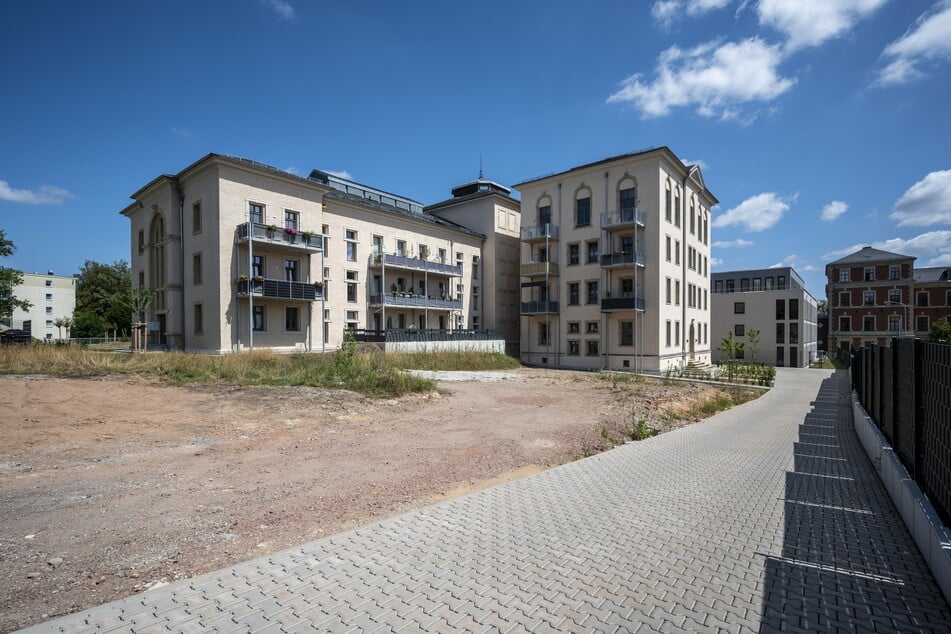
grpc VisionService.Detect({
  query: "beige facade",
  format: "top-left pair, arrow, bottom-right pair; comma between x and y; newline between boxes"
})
121,155 -> 486,353
10,272 -> 76,341
513,147 -> 716,372
710,267 -> 819,367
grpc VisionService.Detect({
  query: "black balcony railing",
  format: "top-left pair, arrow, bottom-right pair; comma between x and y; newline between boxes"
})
521,300 -> 559,314
237,223 -> 323,250
600,251 -> 645,267
236,278 -> 321,301
601,296 -> 645,311
370,294 -> 462,310
370,253 -> 462,276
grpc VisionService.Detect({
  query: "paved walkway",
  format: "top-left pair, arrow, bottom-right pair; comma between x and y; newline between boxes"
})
23,369 -> 951,632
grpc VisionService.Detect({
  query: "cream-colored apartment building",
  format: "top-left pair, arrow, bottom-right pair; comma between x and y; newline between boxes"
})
121,154 -> 503,353
9,271 -> 76,341
513,147 -> 716,372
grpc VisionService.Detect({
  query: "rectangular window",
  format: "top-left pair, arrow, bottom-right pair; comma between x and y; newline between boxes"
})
666,320 -> 672,347
346,242 -> 357,262
777,275 -> 786,290
567,340 -> 580,356
889,315 -> 902,332
674,240 -> 680,265
889,265 -> 901,280
864,267 -> 875,281
947,290 -> 951,306
284,259 -> 299,282
839,269 -> 850,282
586,340 -> 599,357
776,323 -> 785,343
665,188 -> 672,222
863,290 -> 875,306
839,316 -> 851,332
726,279 -> 734,293
917,291 -> 929,307
621,278 -> 634,296
192,253 -> 202,285
740,278 -> 749,292
45,293 -> 52,301
346,310 -> 359,322
397,240 -> 407,256
586,321 -> 599,334
752,278 -> 761,291
193,202 -> 202,233
888,289 -> 901,303
193,304 -> 203,334
765,277 -> 774,291
253,306 -> 265,331
734,302 -> 745,314
674,280 -> 680,306
863,316 -> 875,332
675,321 -> 680,346
538,205 -> 552,225
284,210 -> 299,231
587,241 -> 599,264
568,243 -> 580,265
665,236 -> 671,261
776,347 -> 784,367
538,322 -> 550,346
789,299 -> 798,319
839,292 -> 851,307
568,283 -> 580,305
372,235 -> 383,256
674,192 -> 681,227
575,197 -> 591,227
46,306 -> 53,314
138,230 -> 145,254
138,271 -> 145,288
285,307 -> 300,332
249,203 -> 264,224
689,203 -> 696,234
789,323 -> 798,344
252,255 -> 265,278
735,324 -> 745,337
714,280 -> 723,293
666,278 -> 672,304
567,321 -> 580,334
587,281 -> 599,304
346,282 -> 357,303
916,316 -> 929,332
776,299 -> 785,319
620,321 -> 634,346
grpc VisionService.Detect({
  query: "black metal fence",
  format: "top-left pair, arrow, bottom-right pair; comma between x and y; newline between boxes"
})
849,339 -> 951,524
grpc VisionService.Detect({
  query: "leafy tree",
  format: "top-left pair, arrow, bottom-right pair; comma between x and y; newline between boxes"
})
718,331 -> 745,360
929,318 -> 951,344
817,299 -> 828,317
746,329 -> 761,363
52,316 -> 73,340
0,229 -> 31,324
73,260 -> 132,337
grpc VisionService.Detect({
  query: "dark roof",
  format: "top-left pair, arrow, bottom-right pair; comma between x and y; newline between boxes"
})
425,188 -> 520,214
323,190 -> 484,239
914,266 -> 951,283
829,246 -> 914,265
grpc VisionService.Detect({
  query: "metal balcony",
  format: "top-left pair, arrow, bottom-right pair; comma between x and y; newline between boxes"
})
369,294 -> 462,310
601,295 -> 646,312
600,251 -> 645,268
236,278 -> 322,301
520,300 -> 559,315
520,223 -> 559,243
600,208 -> 645,229
236,223 -> 323,252
369,253 -> 462,276
520,261 -> 559,277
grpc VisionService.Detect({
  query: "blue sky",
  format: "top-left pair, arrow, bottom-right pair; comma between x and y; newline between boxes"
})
2,0 -> 950,298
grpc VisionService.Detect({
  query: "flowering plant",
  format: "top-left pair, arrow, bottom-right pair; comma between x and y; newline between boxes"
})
284,227 -> 299,235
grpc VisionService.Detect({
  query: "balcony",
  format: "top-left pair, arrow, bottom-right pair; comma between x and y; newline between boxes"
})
521,300 -> 559,315
369,294 -> 462,310
236,223 -> 323,252
369,253 -> 462,277
601,295 -> 646,312
521,260 -> 559,277
601,208 -> 645,229
236,278 -> 321,301
600,251 -> 645,268
520,223 -> 559,243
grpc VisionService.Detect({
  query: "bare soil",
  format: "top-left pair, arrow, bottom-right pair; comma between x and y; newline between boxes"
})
0,369 -> 738,631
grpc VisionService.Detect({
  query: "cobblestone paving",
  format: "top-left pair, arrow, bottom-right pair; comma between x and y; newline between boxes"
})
22,369 -> 951,632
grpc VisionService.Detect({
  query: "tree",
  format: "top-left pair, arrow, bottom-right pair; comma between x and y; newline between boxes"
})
746,329 -> 761,363
718,331 -> 745,361
52,316 -> 74,340
0,229 -> 31,325
73,260 -> 132,337
929,317 -> 951,344
817,299 -> 828,317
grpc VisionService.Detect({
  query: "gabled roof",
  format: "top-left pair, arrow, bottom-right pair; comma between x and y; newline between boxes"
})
914,266 -> 951,283
829,246 -> 914,265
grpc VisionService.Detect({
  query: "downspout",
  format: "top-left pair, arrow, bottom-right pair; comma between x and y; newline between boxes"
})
680,169 -> 691,368
177,183 -> 186,352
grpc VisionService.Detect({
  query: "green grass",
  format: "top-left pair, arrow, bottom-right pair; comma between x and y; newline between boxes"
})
0,344 -> 520,397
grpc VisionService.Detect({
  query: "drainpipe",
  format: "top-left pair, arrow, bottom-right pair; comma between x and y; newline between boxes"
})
177,183 -> 186,352
680,169 -> 691,368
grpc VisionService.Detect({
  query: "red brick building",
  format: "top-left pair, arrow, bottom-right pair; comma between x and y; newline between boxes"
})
826,246 -> 951,351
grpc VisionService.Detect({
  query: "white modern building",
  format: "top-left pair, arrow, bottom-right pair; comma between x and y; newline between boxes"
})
513,147 -> 716,372
9,271 -> 76,341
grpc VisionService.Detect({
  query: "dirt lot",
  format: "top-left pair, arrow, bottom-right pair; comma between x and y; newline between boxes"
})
0,369 -> 743,631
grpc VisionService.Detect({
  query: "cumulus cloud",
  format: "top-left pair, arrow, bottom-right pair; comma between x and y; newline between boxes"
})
652,0 -> 732,26
770,254 -> 799,268
607,38 -> 794,119
681,158 -> 709,170
712,192 -> 791,232
758,0 -> 889,52
0,180 -> 73,205
260,0 -> 295,20
889,169 -> 951,227
875,1 -> 951,86
821,200 -> 848,221
710,256 -> 725,267
822,230 -> 951,265
712,238 -> 754,248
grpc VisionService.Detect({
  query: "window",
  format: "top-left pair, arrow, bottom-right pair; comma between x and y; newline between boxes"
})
777,276 -> 786,290
864,267 -> 875,281
889,315 -> 902,332
839,316 -> 851,332
575,196 -> 591,227
704,289 -> 708,310
734,302 -> 745,314
726,280 -> 734,293
917,291 -> 929,307
665,236 -> 671,261
776,323 -> 785,343
665,186 -> 672,222
674,240 -> 680,265
863,316 -> 875,332
620,187 -> 636,214
193,304 -> 203,334
839,269 -> 850,282
621,278 -> 634,296
674,191 -> 681,227
192,253 -> 202,285
538,322 -> 550,346
666,321 -> 672,347
249,203 -> 264,225
674,280 -> 680,306
586,340 -> 599,357
776,347 -> 784,367
587,281 -> 599,304
139,271 -> 145,288
568,244 -> 580,266
839,292 -> 851,307
789,299 -> 798,319
752,278 -> 761,291
346,241 -> 357,262
396,240 -> 407,256
284,210 -> 299,231
789,323 -> 798,344
567,321 -> 580,334
586,321 -> 599,334
675,321 -> 680,346
568,283 -> 580,305
889,265 -> 900,280
138,230 -> 145,254
947,290 -> 951,306
285,307 -> 300,332
917,316 -> 929,332
252,255 -> 265,278
192,202 -> 202,233
45,279 -> 52,287
776,299 -> 785,319
253,306 -> 266,331
735,324 -> 745,337
689,201 -> 696,234
765,277 -> 774,291
538,204 -> 552,226
714,280 -> 723,293
587,241 -> 599,263
45,306 -> 53,314
284,260 -> 299,282
863,291 -> 875,306
665,278 -> 672,304
620,321 -> 634,346
567,340 -> 580,356
888,289 -> 901,303
346,310 -> 359,322
45,293 -> 52,301
740,278 -> 749,292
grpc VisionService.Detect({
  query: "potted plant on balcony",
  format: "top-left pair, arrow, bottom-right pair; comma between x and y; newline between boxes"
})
314,281 -> 324,291
266,224 -> 278,237
284,226 -> 298,236
251,275 -> 264,282
301,230 -> 314,244
236,274 -> 248,282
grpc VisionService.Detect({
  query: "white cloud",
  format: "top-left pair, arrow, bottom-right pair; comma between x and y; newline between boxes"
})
712,192 -> 791,232
260,0 -> 295,20
0,180 -> 73,205
652,0 -> 732,26
770,254 -> 799,268
822,231 -> 951,265
876,1 -> 951,86
607,38 -> 794,119
712,238 -> 754,248
801,264 -> 819,271
324,169 -> 353,180
757,0 -> 889,52
821,200 -> 849,221
889,169 -> 951,227
284,167 -> 300,175
710,257 -> 725,267
681,158 -> 709,170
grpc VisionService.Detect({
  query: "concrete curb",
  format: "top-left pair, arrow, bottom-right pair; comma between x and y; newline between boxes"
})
851,390 -> 951,605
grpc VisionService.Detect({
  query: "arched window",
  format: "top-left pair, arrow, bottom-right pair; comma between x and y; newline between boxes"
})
148,213 -> 167,310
